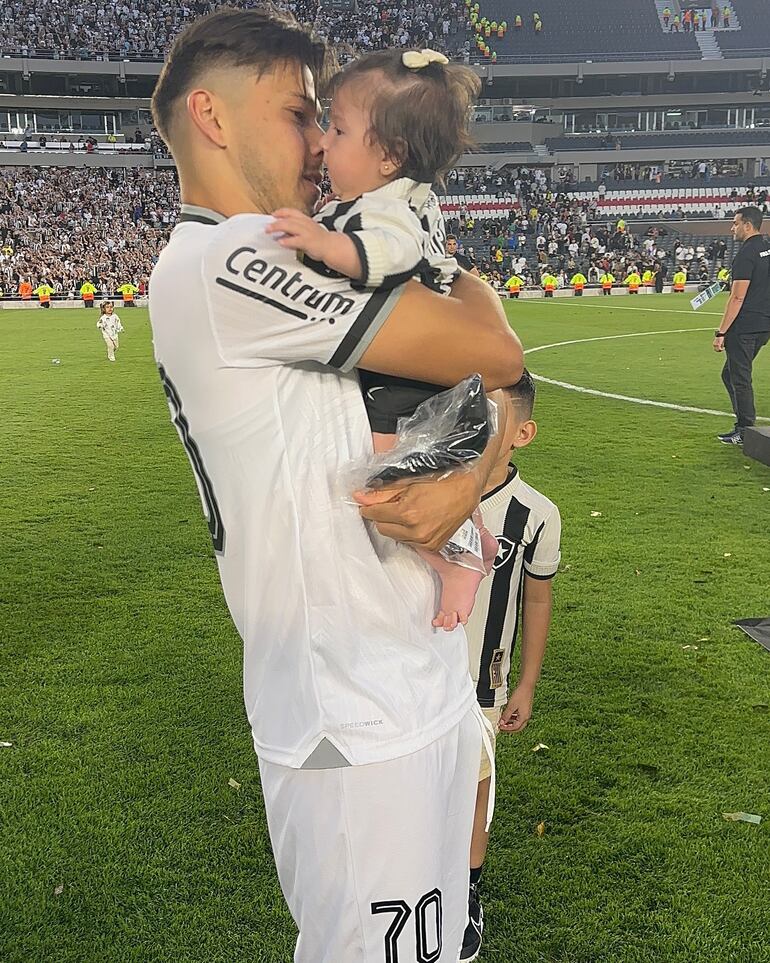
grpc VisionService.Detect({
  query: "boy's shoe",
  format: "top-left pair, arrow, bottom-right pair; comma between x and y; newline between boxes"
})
459,883 -> 484,961
717,429 -> 743,445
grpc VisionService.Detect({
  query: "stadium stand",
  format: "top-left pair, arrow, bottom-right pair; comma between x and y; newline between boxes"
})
712,0 -> 770,56
0,0 -> 468,61
3,162 -> 760,298
2,0 -> 770,301
0,167 -> 177,297
472,0 -> 701,62
546,130 -> 770,151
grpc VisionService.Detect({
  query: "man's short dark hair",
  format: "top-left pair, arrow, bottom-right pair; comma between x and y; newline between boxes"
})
446,233 -> 457,242
151,6 -> 335,144
736,206 -> 763,231
503,369 -> 536,419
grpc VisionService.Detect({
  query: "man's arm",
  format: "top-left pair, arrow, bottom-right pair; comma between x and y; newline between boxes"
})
499,575 -> 553,733
714,279 -> 750,349
358,271 -> 523,390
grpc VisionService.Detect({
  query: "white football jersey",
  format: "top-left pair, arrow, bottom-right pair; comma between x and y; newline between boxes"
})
149,205 -> 476,769
465,468 -> 561,709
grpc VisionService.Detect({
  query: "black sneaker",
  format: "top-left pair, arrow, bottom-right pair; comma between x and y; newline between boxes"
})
459,883 -> 484,961
717,429 -> 743,445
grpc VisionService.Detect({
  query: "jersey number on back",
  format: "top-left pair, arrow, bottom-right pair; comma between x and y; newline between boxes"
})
371,889 -> 442,963
159,365 -> 225,554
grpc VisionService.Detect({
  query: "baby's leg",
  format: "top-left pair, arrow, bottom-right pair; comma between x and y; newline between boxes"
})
368,431 -> 497,630
371,431 -> 397,453
416,546 -> 486,632
473,507 -> 499,574
422,511 -> 498,632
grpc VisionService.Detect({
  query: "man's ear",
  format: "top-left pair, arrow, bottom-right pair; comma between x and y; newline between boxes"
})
186,88 -> 228,149
512,419 -> 537,450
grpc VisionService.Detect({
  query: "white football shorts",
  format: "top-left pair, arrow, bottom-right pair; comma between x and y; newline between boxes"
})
258,707 -> 484,963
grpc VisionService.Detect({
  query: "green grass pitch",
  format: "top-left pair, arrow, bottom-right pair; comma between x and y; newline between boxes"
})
1,296 -> 769,963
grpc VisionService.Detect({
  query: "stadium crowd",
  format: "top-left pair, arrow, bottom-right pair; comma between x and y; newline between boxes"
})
1,163 -> 760,299
0,168 -> 178,298
444,166 -> 741,292
0,0 -> 467,61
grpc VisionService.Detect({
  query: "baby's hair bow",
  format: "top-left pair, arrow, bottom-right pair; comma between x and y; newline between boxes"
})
402,48 -> 450,69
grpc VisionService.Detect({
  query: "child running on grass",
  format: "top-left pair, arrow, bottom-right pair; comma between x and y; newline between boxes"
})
96,300 -> 123,362
459,370 -> 561,961
268,47 -> 500,630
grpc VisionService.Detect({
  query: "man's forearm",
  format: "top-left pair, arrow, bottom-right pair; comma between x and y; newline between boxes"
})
719,292 -> 745,333
470,389 -> 509,494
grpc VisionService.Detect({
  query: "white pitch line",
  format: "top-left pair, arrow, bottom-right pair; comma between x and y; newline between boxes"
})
525,328 -> 770,422
536,298 -> 723,317
525,326 -> 713,355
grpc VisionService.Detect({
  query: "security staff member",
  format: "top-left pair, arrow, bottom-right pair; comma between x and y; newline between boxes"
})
717,266 -> 730,290
714,207 -> 770,445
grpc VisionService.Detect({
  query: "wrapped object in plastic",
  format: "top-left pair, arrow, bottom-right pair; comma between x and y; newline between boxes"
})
363,373 -> 497,489
344,374 -> 498,575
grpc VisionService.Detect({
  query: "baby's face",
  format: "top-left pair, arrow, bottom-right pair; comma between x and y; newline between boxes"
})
320,83 -> 389,201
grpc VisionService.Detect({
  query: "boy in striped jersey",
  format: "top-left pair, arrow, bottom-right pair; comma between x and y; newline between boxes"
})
460,370 -> 561,962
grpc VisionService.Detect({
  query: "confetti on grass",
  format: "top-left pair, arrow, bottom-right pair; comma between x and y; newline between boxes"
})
0,742 -> 12,748
536,822 -> 546,837
54,884 -> 65,896
590,511 -> 602,517
227,778 -> 241,791
722,812 -> 761,825
532,743 -> 550,753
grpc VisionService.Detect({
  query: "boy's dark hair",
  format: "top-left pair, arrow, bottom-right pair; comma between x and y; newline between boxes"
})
151,6 -> 335,144
329,50 -> 481,183
504,369 -> 536,418
736,206 -> 763,231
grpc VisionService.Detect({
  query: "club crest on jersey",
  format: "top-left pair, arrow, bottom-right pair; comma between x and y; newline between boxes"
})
493,537 -> 517,570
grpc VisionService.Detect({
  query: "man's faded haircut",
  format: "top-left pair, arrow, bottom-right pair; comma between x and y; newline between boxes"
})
503,369 -> 536,419
151,5 -> 336,144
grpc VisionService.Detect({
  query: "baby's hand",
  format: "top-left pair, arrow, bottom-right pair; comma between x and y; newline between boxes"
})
267,208 -> 330,260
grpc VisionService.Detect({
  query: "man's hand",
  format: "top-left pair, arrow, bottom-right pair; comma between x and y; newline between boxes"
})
498,683 -> 535,733
713,335 -> 726,352
353,468 -> 482,553
267,208 -> 330,260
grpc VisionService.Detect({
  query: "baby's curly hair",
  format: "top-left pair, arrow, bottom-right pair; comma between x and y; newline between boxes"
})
329,49 -> 481,184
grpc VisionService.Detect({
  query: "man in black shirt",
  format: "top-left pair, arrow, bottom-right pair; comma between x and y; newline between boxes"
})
714,207 -> 770,444
447,234 -> 480,276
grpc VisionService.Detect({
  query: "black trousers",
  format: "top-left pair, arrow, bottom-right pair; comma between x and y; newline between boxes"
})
721,331 -> 770,428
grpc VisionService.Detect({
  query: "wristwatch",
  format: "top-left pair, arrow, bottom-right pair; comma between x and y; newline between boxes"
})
715,330 -> 727,338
